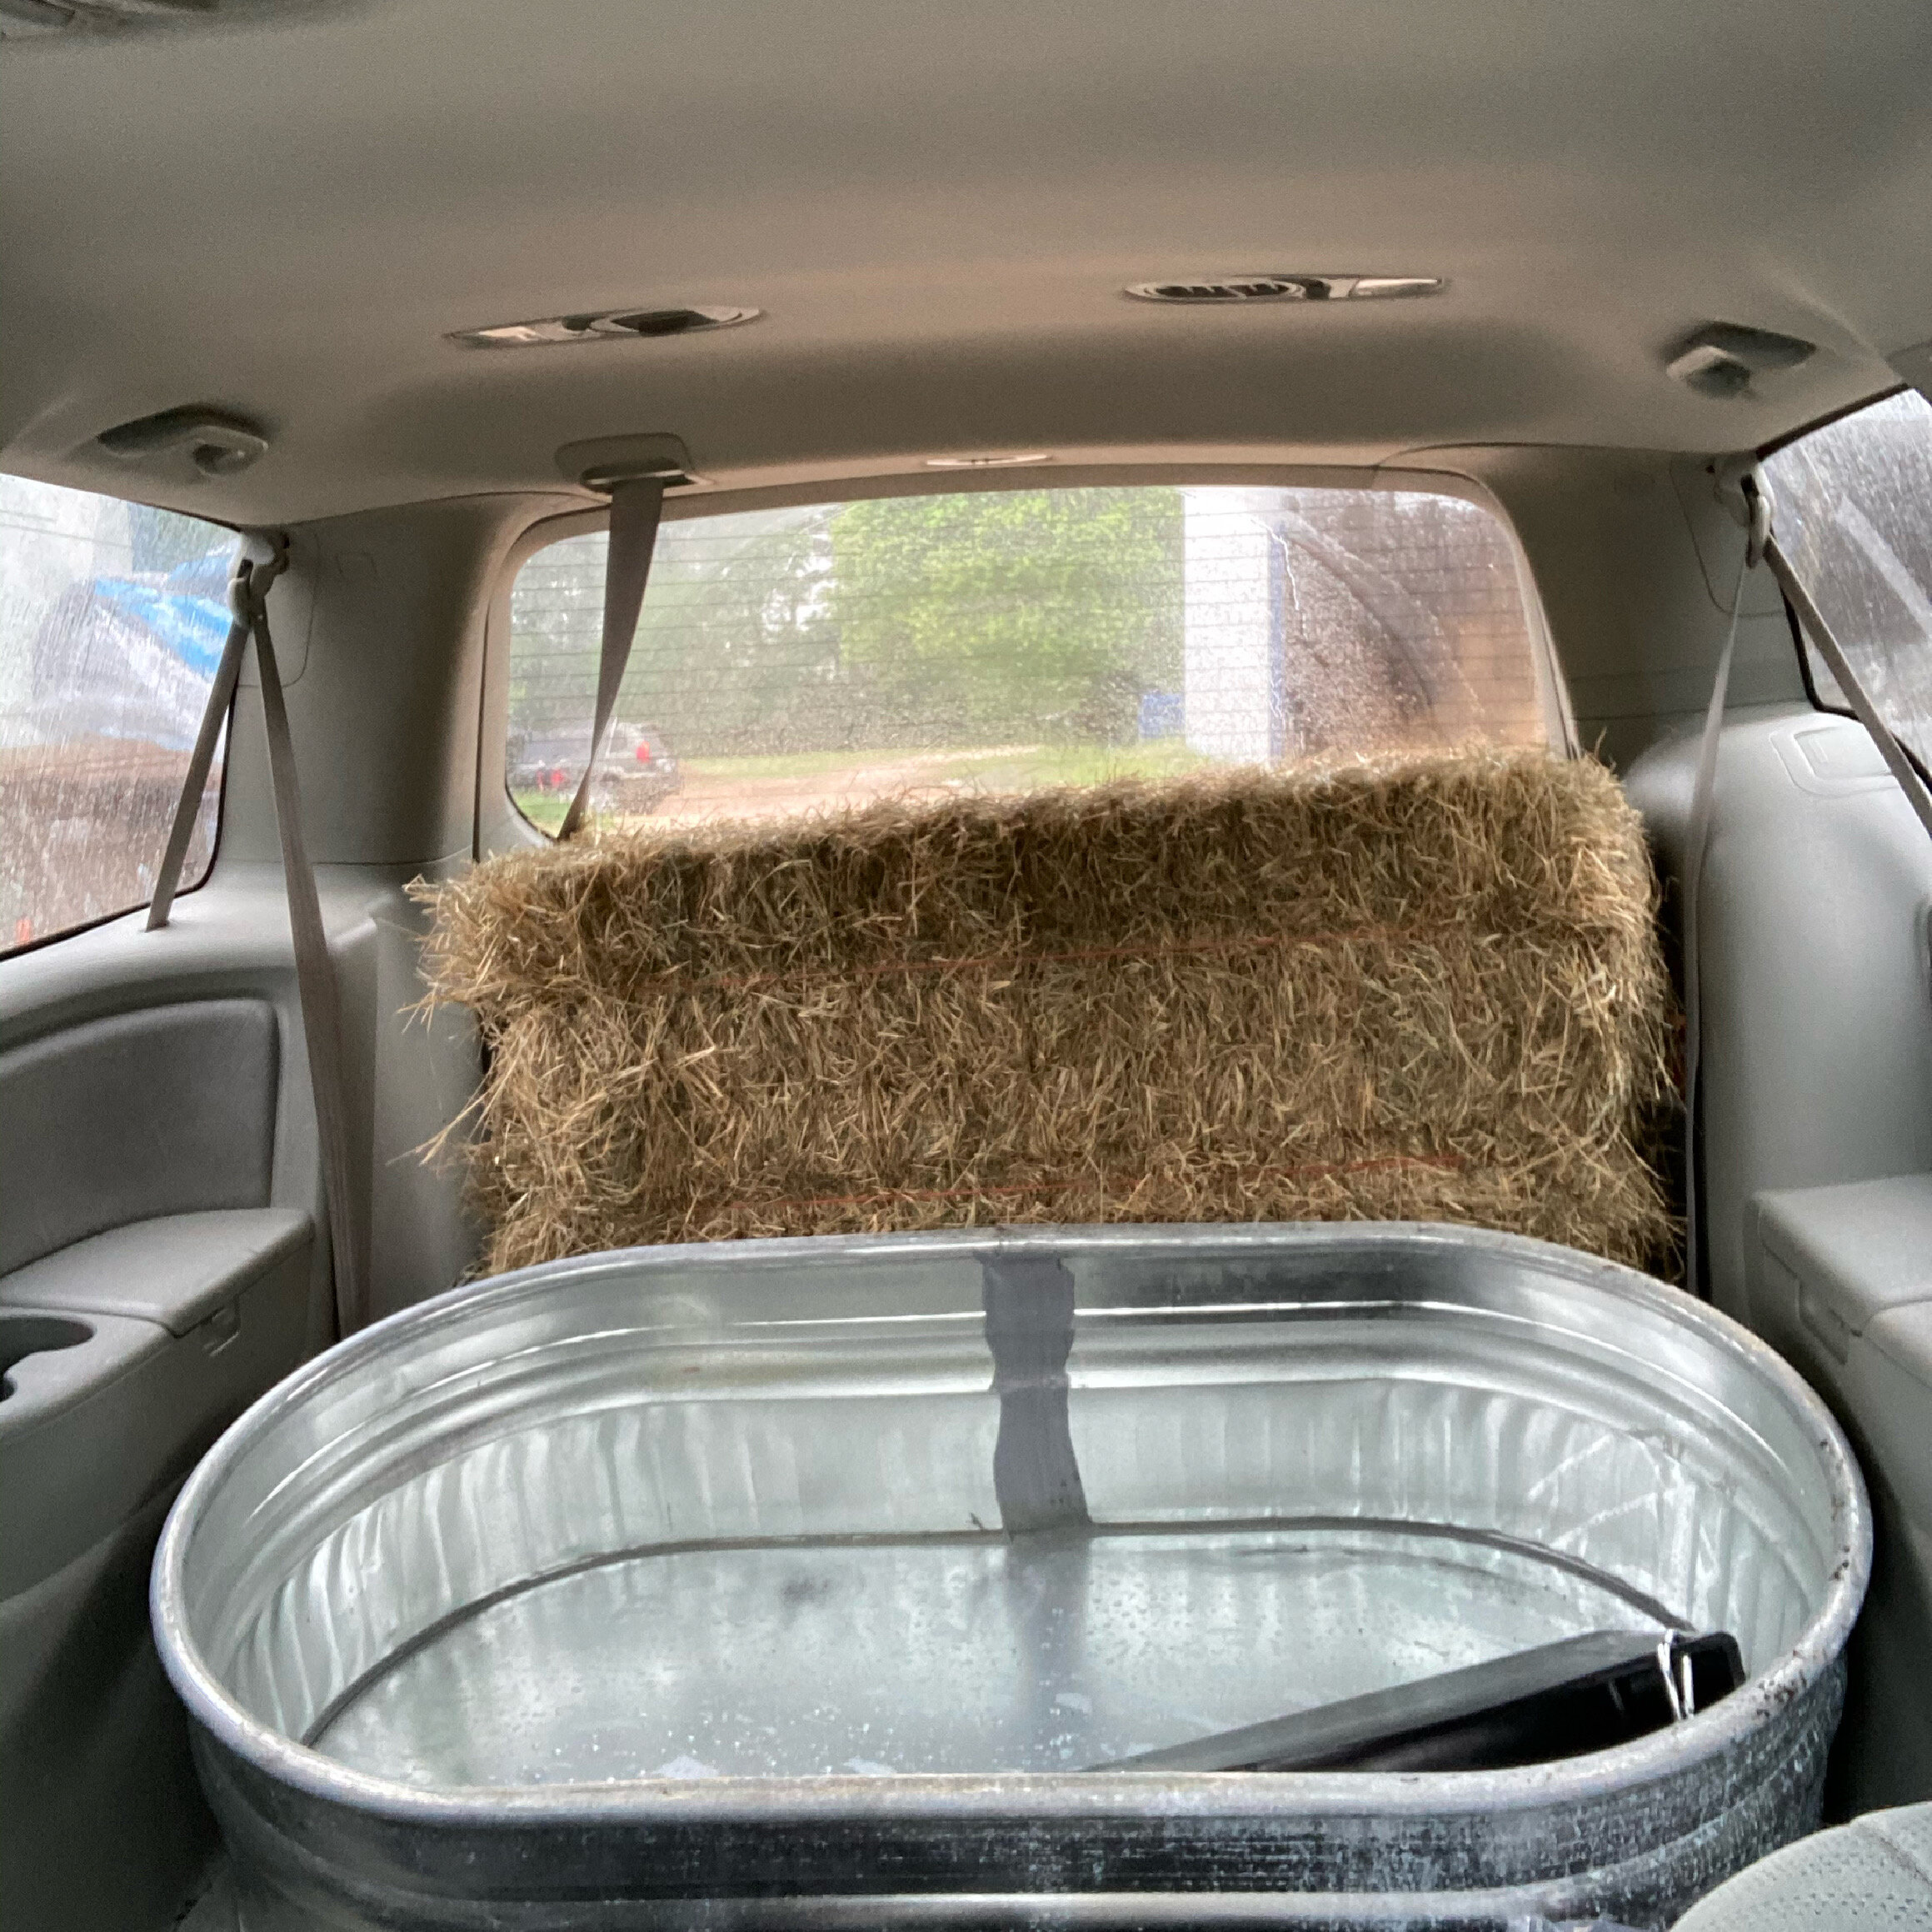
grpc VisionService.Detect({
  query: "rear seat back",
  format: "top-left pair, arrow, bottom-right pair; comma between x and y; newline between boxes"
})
1676,1802 -> 1932,1930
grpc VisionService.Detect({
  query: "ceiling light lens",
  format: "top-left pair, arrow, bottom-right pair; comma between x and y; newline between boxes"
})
925,452 -> 1054,470
1348,277 -> 1444,299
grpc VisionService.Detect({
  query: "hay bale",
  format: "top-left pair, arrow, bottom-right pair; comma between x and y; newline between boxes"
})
416,751 -> 1679,1278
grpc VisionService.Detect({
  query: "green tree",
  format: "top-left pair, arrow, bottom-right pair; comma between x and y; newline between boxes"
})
508,507 -> 841,760
831,488 -> 1182,745
621,505 -> 839,753
508,488 -> 1186,766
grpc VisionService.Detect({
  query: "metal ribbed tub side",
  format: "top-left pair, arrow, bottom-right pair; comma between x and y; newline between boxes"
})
185,1663 -> 1845,1930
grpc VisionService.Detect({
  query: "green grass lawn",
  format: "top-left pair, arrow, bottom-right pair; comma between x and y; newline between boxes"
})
678,741 -> 1212,788
677,748 -> 913,781
516,741 -> 1214,836
931,742 -> 1211,789
511,790 -> 571,832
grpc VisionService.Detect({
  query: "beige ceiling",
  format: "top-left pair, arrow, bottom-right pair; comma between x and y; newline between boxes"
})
2,0 -> 1927,524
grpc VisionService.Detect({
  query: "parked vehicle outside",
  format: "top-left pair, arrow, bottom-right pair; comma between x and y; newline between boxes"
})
506,719 -> 681,828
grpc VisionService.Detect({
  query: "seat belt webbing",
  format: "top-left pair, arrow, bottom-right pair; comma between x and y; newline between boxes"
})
1680,539 -> 1750,1300
147,537 -> 366,1339
147,607 -> 247,932
1764,536 -> 1932,845
556,476 -> 667,842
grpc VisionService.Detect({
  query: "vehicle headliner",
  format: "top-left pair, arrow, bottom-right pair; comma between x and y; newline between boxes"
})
2,0 -> 1928,525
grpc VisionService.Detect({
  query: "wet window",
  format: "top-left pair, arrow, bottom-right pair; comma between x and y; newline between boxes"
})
505,483 -> 1560,834
1765,390 -> 1932,771
0,477 -> 239,952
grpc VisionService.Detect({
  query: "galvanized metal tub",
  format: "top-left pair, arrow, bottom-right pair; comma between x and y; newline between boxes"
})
153,1225 -> 1868,1930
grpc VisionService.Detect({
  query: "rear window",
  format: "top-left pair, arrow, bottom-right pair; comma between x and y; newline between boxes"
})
1763,390 -> 1932,771
505,482 -> 1559,833
1,477 -> 239,953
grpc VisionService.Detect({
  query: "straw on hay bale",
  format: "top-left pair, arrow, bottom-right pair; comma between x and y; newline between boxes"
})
416,751 -> 1679,1279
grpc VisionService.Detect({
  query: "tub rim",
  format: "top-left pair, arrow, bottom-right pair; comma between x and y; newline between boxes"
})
151,1220 -> 1871,1836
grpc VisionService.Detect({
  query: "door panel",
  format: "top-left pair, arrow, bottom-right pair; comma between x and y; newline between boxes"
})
0,1488 -> 212,1932
0,883 -> 331,1932
0,1000 -> 278,1274
0,852 -> 485,1927
0,478 -> 498,1928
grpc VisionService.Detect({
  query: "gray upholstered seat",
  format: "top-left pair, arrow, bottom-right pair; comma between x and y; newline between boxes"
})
1676,1805 -> 1932,1930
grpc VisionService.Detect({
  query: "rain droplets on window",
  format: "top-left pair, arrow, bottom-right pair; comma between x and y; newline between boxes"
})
506,484 -> 1560,836
1,477 -> 238,951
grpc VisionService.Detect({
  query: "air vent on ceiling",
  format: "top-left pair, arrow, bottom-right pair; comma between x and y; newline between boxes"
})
1126,274 -> 1441,305
0,0 -> 322,38
1665,322 -> 1816,399
95,405 -> 268,479
449,307 -> 760,349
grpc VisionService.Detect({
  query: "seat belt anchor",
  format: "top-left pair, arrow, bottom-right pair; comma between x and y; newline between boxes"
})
227,532 -> 292,628
1711,457 -> 1774,570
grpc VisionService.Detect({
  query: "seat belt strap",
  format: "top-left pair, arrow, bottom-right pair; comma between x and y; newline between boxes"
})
147,607 -> 247,931
252,578 -> 365,1339
148,537 -> 286,928
1764,536 -> 1932,845
1680,537 -> 1751,1300
147,537 -> 366,1338
556,476 -> 667,841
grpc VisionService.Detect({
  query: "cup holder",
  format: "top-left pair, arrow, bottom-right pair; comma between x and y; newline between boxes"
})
0,1314 -> 94,1401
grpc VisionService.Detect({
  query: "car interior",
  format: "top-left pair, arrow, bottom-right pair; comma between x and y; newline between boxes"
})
2,3 -> 1930,1929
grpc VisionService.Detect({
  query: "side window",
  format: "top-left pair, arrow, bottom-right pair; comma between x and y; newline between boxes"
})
505,482 -> 1560,836
1,477 -> 240,953
1763,390 -> 1932,771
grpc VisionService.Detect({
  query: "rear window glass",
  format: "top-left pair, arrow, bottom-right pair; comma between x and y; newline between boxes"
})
506,483 -> 1558,833
1,477 -> 238,953
1764,390 -> 1932,771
